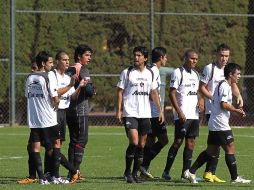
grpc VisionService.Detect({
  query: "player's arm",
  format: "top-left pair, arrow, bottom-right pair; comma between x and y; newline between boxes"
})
197,91 -> 205,112
199,81 -> 213,100
71,79 -> 86,100
52,96 -> 60,111
150,89 -> 164,124
169,87 -> 186,123
116,87 -> 123,123
220,101 -> 245,118
57,75 -> 76,96
231,83 -> 243,108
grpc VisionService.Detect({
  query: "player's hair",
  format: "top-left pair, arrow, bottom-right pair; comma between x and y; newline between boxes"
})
152,47 -> 167,63
55,50 -> 68,61
74,44 -> 93,62
224,62 -> 241,79
216,43 -> 230,53
36,51 -> 53,69
133,46 -> 149,64
183,49 -> 198,60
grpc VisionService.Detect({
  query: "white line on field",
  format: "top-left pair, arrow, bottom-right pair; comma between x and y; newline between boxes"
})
0,156 -> 23,160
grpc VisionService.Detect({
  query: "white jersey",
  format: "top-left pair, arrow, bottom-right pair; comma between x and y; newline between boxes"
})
148,64 -> 161,117
49,70 -> 75,109
208,80 -> 232,131
200,63 -> 225,114
25,72 -> 58,128
117,66 -> 157,118
170,67 -> 199,120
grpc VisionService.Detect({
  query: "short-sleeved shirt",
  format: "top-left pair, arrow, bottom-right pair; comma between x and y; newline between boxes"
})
25,72 -> 58,128
117,66 -> 157,118
148,63 -> 161,118
208,80 -> 232,131
50,69 -> 75,109
200,63 -> 225,114
170,67 -> 199,120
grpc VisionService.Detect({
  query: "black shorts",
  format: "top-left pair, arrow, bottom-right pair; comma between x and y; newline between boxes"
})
29,127 -> 53,150
57,109 -> 67,141
148,117 -> 167,137
207,130 -> 234,145
123,117 -> 151,136
50,125 -> 61,142
174,119 -> 199,139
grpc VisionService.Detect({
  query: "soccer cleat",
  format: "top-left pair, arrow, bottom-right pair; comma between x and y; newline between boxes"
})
139,166 -> 154,179
77,170 -> 85,180
184,169 -> 198,184
162,171 -> 171,180
69,171 -> 79,184
132,174 -> 142,183
44,172 -> 52,182
17,177 -> 36,184
231,176 -> 251,184
203,172 -> 214,182
52,176 -> 69,184
124,174 -> 135,183
38,179 -> 50,185
212,175 -> 226,183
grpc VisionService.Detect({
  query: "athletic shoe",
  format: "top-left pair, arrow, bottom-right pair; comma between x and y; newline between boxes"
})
162,171 -> 171,180
38,179 -> 50,185
133,174 -> 142,183
139,166 -> 154,179
44,172 -> 52,182
203,172 -> 214,182
69,171 -> 79,184
52,176 -> 69,184
124,174 -> 135,183
77,170 -> 85,180
231,176 -> 251,184
184,169 -> 198,184
212,175 -> 226,183
17,177 -> 36,184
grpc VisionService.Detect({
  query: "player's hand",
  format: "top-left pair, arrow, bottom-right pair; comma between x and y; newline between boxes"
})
236,108 -> 246,118
158,110 -> 165,124
116,110 -> 123,123
236,95 -> 243,108
78,79 -> 86,88
178,111 -> 186,123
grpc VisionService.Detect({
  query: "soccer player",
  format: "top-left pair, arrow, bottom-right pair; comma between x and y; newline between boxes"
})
45,51 -> 82,184
116,46 -> 164,183
199,44 -> 243,182
162,49 -> 203,180
25,51 -> 59,185
140,47 -> 169,179
184,63 -> 251,184
66,44 -> 94,179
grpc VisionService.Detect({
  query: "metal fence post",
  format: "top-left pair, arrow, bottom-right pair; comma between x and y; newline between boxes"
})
10,0 -> 16,126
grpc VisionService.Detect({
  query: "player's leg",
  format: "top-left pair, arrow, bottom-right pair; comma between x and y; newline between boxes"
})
162,120 -> 185,180
123,117 -> 139,183
142,118 -> 168,171
181,119 -> 199,178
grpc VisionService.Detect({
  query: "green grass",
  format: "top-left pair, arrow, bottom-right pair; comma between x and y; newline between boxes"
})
0,126 -> 254,190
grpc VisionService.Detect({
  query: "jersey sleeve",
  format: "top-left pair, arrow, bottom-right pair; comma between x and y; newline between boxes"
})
117,69 -> 127,89
170,69 -> 180,89
48,71 -> 58,98
218,82 -> 230,103
200,65 -> 211,84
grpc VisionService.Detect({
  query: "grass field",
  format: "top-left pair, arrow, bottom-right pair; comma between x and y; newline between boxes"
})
0,126 -> 253,190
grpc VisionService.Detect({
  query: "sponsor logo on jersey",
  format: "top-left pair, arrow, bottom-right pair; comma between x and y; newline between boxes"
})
140,82 -> 144,87
187,91 -> 197,96
130,83 -> 138,87
132,90 -> 149,96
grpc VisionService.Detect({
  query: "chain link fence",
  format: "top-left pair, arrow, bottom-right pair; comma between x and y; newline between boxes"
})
1,0 -> 254,126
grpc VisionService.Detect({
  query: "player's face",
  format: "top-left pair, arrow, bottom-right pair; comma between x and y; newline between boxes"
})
217,50 -> 230,68
79,51 -> 92,65
133,51 -> 147,67
58,54 -> 70,70
44,57 -> 54,72
231,69 -> 241,83
185,52 -> 198,69
161,55 -> 167,66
